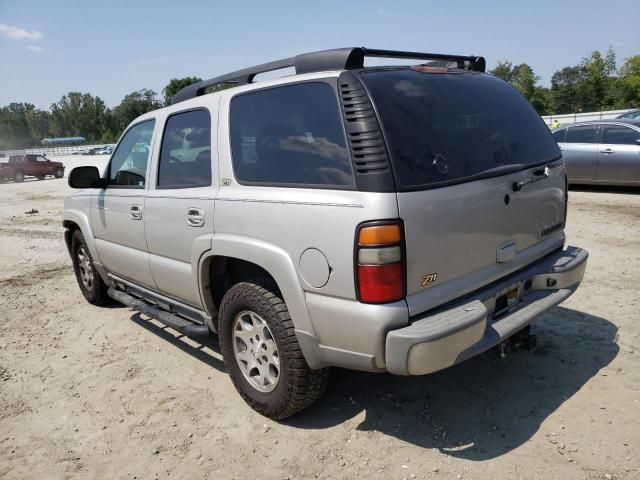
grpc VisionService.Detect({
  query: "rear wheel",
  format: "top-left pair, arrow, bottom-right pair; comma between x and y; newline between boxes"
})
13,171 -> 24,182
71,229 -> 109,305
218,279 -> 329,419
54,168 -> 64,178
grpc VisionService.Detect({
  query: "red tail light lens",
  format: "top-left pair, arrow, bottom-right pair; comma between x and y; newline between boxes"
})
355,220 -> 405,304
357,263 -> 403,303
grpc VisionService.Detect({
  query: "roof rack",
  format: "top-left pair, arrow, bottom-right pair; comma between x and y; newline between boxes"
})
171,47 -> 486,104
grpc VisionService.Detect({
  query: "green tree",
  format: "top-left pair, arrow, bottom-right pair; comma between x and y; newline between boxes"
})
25,108 -> 51,142
0,103 -> 38,149
490,61 -> 547,113
581,47 -> 617,110
112,89 -> 162,135
162,77 -> 202,106
619,55 -> 640,108
550,66 -> 588,114
49,92 -> 109,142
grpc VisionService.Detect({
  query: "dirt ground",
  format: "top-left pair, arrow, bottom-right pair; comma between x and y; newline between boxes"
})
1,157 -> 638,480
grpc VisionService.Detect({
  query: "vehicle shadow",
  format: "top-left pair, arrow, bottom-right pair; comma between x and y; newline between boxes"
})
124,306 -> 618,460
570,184 -> 639,195
0,177 -> 62,184
129,312 -> 226,372
285,306 -> 618,460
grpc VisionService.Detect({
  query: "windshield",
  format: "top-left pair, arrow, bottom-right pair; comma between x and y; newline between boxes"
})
360,69 -> 560,190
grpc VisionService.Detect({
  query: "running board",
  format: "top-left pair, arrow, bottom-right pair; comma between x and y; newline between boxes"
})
108,287 -> 210,337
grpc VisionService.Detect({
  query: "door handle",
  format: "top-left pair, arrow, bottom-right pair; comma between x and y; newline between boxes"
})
186,208 -> 205,227
600,148 -> 614,154
130,204 -> 143,220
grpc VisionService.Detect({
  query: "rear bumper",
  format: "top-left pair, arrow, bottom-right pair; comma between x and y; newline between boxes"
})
385,245 -> 588,375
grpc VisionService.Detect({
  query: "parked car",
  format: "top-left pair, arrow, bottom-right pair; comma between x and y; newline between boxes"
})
615,109 -> 640,120
552,120 -> 640,186
0,154 -> 65,182
94,146 -> 114,155
64,47 -> 588,419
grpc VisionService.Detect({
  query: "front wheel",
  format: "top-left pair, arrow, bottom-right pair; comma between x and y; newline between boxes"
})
70,229 -> 109,305
54,168 -> 64,178
218,279 -> 329,419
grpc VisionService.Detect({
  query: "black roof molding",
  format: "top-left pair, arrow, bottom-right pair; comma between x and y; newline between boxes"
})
172,47 -> 486,104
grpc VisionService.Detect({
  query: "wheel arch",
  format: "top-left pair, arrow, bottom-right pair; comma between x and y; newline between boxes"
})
63,210 -> 111,285
198,235 -> 315,337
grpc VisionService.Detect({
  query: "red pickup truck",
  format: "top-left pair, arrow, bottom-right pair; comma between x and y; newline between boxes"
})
0,154 -> 65,182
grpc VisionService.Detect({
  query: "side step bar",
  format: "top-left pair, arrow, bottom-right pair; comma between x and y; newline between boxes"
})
108,287 -> 210,337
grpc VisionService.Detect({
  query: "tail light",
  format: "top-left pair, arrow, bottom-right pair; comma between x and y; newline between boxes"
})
355,221 -> 405,303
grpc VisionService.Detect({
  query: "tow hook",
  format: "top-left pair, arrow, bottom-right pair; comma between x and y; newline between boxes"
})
496,326 -> 538,358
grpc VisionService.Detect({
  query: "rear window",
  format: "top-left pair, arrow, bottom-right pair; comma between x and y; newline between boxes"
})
360,69 -> 560,190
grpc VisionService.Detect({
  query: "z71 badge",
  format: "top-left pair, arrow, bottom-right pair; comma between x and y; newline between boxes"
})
421,273 -> 438,287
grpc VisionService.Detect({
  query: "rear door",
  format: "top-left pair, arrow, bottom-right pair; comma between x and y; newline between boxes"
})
34,155 -> 51,176
597,124 -> 640,183
91,119 -> 156,288
360,69 -> 566,315
144,106 -> 218,307
562,124 -> 600,181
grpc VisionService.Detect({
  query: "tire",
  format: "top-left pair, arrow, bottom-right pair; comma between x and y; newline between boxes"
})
70,229 -> 109,305
36,175 -> 46,180
54,168 -> 64,178
218,279 -> 329,419
14,171 -> 24,182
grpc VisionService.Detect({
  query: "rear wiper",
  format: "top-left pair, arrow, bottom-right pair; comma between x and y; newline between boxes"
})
465,164 -> 529,182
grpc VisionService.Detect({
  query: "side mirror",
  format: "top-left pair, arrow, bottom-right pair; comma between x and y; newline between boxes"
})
68,166 -> 104,188
636,138 -> 640,145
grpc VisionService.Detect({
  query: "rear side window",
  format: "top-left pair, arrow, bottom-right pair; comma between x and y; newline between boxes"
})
108,120 -> 155,188
565,125 -> 598,144
552,129 -> 567,142
602,125 -> 640,145
158,109 -> 212,189
360,69 -> 560,190
230,82 -> 354,188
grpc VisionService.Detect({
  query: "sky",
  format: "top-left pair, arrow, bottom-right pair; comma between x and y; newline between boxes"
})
0,0 -> 639,109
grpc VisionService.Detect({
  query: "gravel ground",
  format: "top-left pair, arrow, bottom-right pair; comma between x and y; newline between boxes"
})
0,157 -> 638,480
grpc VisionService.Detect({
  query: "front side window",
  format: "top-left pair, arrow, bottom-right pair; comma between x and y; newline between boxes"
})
230,82 -> 354,188
108,120 -> 155,187
158,109 -> 211,189
602,125 -> 640,145
360,69 -> 560,190
36,155 -> 49,162
565,125 -> 598,144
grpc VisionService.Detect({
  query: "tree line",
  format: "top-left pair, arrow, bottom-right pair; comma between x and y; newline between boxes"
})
0,77 -> 200,150
1,49 -> 639,150
490,48 -> 639,116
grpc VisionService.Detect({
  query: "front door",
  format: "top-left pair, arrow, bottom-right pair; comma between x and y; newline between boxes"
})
91,119 -> 157,288
561,124 -> 600,181
597,124 -> 640,183
145,107 -> 218,307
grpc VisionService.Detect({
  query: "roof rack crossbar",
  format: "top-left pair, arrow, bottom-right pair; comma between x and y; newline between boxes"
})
172,47 -> 486,104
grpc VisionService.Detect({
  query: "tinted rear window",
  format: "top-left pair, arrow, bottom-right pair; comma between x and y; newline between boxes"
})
360,69 -> 560,189
230,82 -> 354,188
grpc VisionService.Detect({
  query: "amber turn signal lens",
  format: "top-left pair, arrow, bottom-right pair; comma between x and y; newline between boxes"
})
358,224 -> 401,246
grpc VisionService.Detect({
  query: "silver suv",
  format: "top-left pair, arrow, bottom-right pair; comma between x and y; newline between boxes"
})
64,48 -> 588,419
